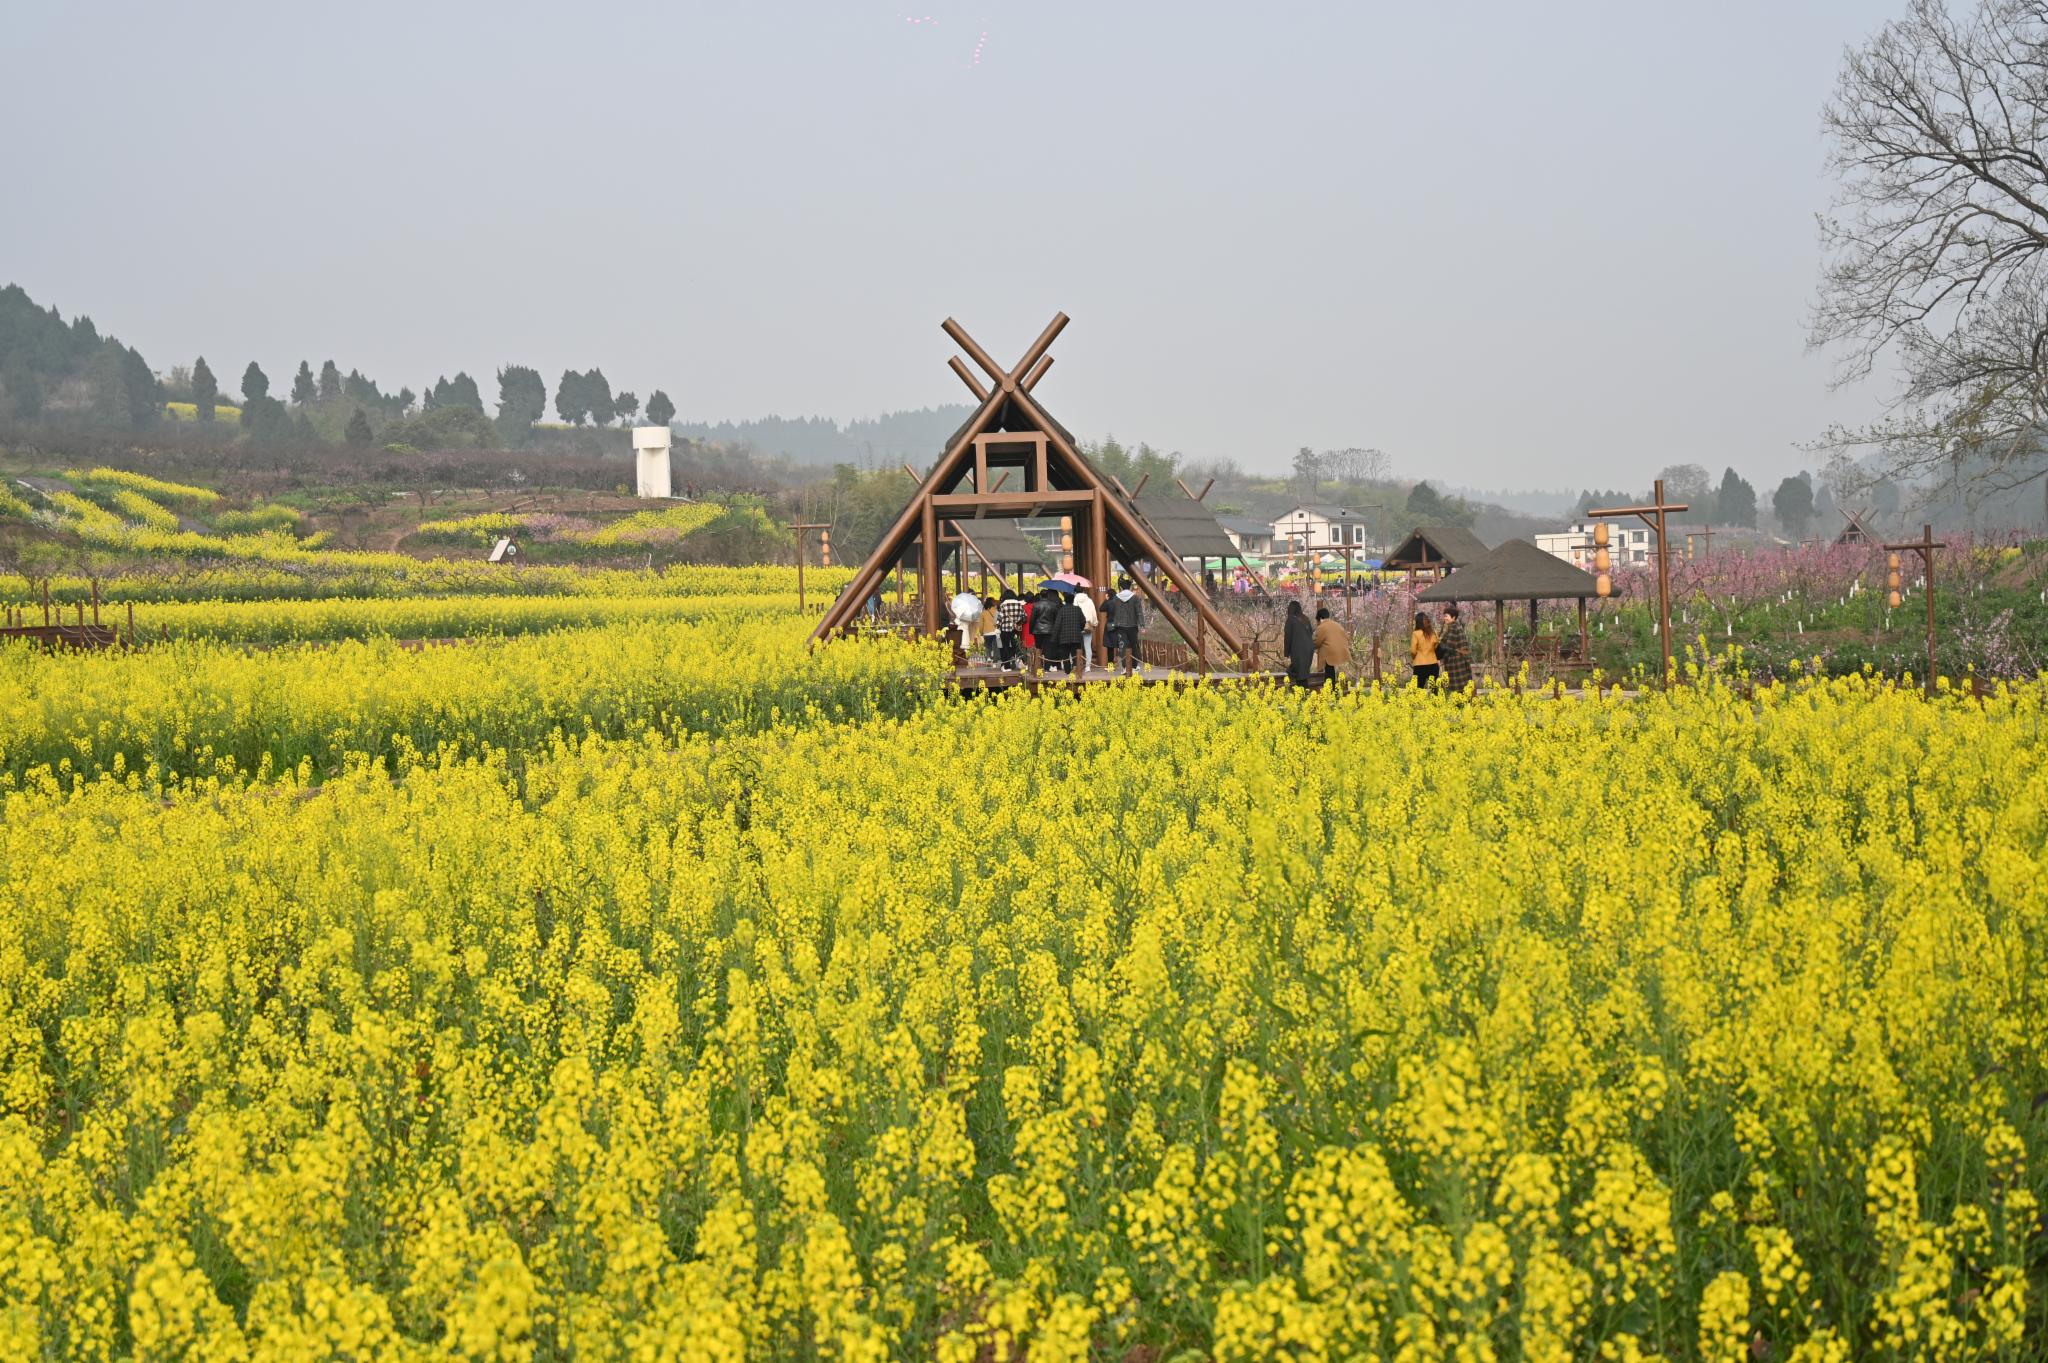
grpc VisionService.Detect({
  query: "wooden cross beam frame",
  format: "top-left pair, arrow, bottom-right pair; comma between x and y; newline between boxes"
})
811,314 -> 1250,663
1881,523 -> 1946,696
1587,479 -> 1688,684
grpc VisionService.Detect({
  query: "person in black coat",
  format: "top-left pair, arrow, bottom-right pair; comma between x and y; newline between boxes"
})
1283,598 -> 1316,686
1047,593 -> 1087,673
1105,577 -> 1143,675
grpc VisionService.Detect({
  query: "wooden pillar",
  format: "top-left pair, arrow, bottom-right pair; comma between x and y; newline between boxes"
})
1922,526 -> 1937,698
1577,596 -> 1588,661
921,498 -> 941,638
1089,495 -> 1109,667
1495,599 -> 1506,675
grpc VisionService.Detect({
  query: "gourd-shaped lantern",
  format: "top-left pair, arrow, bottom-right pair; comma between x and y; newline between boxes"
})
1593,522 -> 1612,598
1887,551 -> 1902,610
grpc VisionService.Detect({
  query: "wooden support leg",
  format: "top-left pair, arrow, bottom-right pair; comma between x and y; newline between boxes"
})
921,499 -> 941,638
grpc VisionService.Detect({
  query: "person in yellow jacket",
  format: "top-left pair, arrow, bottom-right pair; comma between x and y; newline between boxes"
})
1312,607 -> 1351,688
1411,610 -> 1440,687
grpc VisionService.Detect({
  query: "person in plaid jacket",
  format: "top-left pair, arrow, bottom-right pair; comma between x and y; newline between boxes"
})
993,590 -> 1026,671
1437,603 -> 1473,691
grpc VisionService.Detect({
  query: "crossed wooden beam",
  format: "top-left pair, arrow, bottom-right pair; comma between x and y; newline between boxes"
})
810,315 -> 1250,666
942,313 -> 1064,405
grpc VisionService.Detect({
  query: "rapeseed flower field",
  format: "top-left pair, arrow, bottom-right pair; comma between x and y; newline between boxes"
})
1,625 -> 2042,1360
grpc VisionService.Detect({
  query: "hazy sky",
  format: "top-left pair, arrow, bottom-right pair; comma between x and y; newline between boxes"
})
4,0 -> 1904,489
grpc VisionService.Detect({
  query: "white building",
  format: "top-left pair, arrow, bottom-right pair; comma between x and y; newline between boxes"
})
1271,503 -> 1374,553
1535,521 -> 1655,569
632,426 -> 672,499
1217,515 -> 1275,556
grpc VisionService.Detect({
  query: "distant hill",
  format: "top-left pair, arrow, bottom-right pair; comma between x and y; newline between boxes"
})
675,405 -> 974,467
1442,484 -> 1575,519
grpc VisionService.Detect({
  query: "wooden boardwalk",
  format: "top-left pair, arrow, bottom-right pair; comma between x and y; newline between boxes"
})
951,662 -> 1264,692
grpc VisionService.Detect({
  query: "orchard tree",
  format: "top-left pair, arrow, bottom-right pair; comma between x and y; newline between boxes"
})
191,357 -> 218,422
1814,0 -> 2048,511
241,361 -> 269,403
291,361 -> 315,406
645,389 -> 676,426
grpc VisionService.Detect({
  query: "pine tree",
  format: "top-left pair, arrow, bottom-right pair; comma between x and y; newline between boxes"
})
1716,467 -> 1757,528
241,361 -> 269,404
554,370 -> 587,425
1772,475 -> 1814,537
614,391 -> 639,426
344,408 -> 373,447
645,389 -> 676,427
317,360 -> 342,402
584,368 -> 616,426
291,361 -> 316,406
191,357 -> 218,422
444,372 -> 484,413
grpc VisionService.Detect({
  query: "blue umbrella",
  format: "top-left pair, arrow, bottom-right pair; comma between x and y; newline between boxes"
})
1038,579 -> 1079,596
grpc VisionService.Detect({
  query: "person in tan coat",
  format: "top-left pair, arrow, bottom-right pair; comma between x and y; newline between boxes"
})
1312,607 -> 1351,688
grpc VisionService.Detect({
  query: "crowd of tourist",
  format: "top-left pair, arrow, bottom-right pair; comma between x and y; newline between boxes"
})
875,571 -> 1477,690
1277,600 -> 1470,688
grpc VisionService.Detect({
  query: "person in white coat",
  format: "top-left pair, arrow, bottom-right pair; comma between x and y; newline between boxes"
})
949,591 -> 983,656
1075,586 -> 1100,672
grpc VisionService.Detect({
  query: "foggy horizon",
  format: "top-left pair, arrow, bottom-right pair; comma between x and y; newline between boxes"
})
4,0 -> 1904,489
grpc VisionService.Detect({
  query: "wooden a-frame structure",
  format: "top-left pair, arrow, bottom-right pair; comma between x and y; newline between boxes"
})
813,314 -> 1250,664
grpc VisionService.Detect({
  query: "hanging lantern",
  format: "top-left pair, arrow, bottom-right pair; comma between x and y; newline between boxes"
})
1889,589 -> 1903,609
1593,522 -> 1609,547
1594,546 -> 1610,573
820,529 -> 832,567
1596,572 -> 1612,598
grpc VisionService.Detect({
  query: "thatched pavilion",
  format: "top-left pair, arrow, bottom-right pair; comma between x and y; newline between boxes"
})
1415,538 -> 1600,673
1381,526 -> 1490,584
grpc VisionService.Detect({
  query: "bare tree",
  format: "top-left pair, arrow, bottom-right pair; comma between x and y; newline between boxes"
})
1292,446 -> 1324,502
1655,463 -> 1713,505
1812,0 -> 2048,511
1325,446 -> 1391,487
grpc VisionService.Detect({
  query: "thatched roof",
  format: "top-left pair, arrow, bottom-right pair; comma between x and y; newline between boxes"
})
1415,538 -> 1600,602
1134,495 -> 1241,560
1382,526 -> 1489,570
947,516 -> 1050,567
894,516 -> 1051,570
